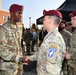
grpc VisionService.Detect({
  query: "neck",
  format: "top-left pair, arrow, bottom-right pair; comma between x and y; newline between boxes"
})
10,18 -> 16,25
47,24 -> 58,32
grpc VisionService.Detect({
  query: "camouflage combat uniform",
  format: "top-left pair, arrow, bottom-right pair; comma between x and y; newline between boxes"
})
60,29 -> 72,49
60,29 -> 72,75
0,20 -> 23,75
29,28 -> 66,75
67,29 -> 76,72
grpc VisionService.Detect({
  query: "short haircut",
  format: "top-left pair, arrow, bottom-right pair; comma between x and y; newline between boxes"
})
50,16 -> 62,25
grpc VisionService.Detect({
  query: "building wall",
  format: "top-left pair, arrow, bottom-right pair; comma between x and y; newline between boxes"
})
0,9 -> 23,26
0,9 -> 10,25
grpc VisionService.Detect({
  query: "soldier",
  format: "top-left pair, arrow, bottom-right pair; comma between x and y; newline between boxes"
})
0,4 -> 25,75
24,28 -> 33,55
59,20 -> 72,49
23,9 -> 66,75
59,20 -> 72,75
65,10 -> 76,73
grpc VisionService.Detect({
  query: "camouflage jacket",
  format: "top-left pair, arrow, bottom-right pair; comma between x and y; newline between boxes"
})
60,29 -> 72,50
69,30 -> 76,59
0,20 -> 23,71
30,28 -> 66,75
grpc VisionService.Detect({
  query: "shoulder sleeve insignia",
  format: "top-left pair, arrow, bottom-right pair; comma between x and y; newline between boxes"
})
48,43 -> 59,58
48,48 -> 56,58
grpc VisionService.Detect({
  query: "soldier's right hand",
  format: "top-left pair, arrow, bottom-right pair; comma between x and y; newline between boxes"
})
22,56 -> 31,64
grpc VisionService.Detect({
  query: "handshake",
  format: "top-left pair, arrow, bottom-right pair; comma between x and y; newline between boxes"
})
18,56 -> 31,65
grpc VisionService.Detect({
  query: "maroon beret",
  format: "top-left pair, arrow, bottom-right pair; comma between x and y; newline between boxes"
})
69,10 -> 76,17
43,9 -> 62,19
9,4 -> 24,13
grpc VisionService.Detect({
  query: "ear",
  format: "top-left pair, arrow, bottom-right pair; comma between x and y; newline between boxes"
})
49,16 -> 53,24
49,19 -> 52,24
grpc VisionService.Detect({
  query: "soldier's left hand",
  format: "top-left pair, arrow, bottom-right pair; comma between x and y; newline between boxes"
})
65,52 -> 71,60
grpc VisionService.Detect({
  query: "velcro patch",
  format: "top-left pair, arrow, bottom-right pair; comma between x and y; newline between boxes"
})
48,48 -> 56,58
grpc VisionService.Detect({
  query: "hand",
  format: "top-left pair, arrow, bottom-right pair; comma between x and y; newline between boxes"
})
65,52 -> 71,60
22,56 -> 31,65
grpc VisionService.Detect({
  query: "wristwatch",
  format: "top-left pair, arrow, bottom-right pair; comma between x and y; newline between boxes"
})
19,57 -> 23,62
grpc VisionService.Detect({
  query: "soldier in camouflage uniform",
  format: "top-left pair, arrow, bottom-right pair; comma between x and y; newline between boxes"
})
59,20 -> 72,48
59,20 -> 72,75
0,4 -> 24,75
24,28 -> 33,55
24,9 -> 66,75
65,10 -> 76,73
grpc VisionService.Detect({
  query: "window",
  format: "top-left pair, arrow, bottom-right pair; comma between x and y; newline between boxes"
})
3,15 -> 6,21
7,16 -> 10,20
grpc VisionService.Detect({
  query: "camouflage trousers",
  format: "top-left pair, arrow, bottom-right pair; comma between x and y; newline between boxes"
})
0,70 -> 14,75
0,69 -> 23,75
0,67 -> 23,75
67,60 -> 76,71
62,58 -> 76,75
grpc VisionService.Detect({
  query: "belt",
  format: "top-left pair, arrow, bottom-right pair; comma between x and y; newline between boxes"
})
0,57 -> 15,62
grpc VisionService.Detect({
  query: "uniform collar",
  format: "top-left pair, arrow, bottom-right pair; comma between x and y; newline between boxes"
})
44,28 -> 58,40
48,27 -> 58,34
7,20 -> 17,29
